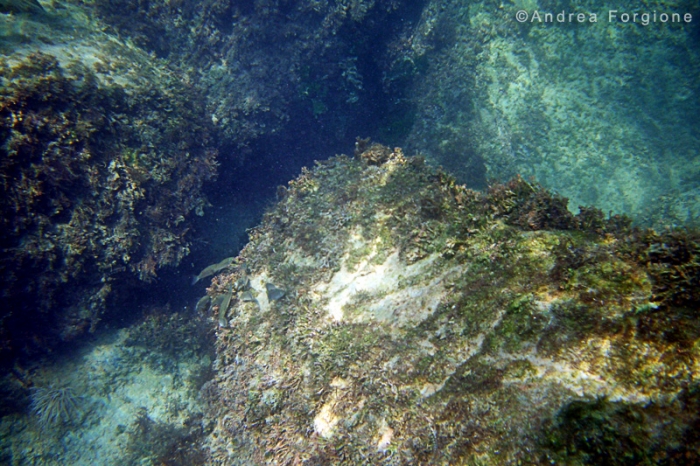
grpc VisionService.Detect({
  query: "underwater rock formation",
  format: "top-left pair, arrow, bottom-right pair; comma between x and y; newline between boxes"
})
79,0 -> 700,228
402,0 -> 700,227
79,0 -> 426,164
204,143 -> 699,464
0,8 -> 217,359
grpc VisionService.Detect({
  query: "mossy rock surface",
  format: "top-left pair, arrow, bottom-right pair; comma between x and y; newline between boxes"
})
0,8 -> 217,358
204,144 -> 700,464
404,0 -> 700,227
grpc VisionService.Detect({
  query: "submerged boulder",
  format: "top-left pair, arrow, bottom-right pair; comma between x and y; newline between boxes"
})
204,143 -> 700,464
402,0 -> 700,227
0,6 -> 217,358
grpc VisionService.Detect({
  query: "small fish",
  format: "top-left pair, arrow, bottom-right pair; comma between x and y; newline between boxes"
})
240,290 -> 257,303
209,294 -> 224,312
218,310 -> 227,328
192,257 -> 235,285
265,283 -> 286,301
234,275 -> 250,291
195,295 -> 211,313
218,285 -> 234,328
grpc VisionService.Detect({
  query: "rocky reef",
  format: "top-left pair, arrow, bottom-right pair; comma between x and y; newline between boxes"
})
0,5 -> 217,359
203,143 -> 699,464
79,0 -> 423,157
0,303 -> 214,465
75,0 -> 700,228
3,1 -> 698,463
401,0 -> 700,227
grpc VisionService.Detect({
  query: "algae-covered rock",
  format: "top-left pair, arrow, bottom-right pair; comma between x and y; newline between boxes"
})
56,0 -> 700,230
204,143 -> 699,464
81,0 -> 418,155
403,0 -> 700,228
0,5 -> 217,357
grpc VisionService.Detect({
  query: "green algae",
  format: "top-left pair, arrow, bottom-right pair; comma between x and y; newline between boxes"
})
537,395 -> 700,465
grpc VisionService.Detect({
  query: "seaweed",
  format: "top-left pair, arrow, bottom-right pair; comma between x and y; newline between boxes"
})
0,48 -> 218,362
626,229 -> 700,310
205,144 -> 700,464
124,307 -> 214,371
125,407 -> 207,466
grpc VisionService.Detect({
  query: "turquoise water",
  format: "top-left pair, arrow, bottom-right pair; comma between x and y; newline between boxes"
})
1,0 -> 698,463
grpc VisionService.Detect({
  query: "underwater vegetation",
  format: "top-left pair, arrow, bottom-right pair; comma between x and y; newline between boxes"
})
78,0 -> 431,174
74,0 -> 700,229
0,301 -> 214,465
402,0 -> 700,226
0,27 -> 217,360
123,407 -> 208,466
124,306 -> 215,372
540,392 -> 700,465
29,385 -> 82,428
0,0 -> 446,365
1,1 -> 697,460
202,142 -> 700,464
